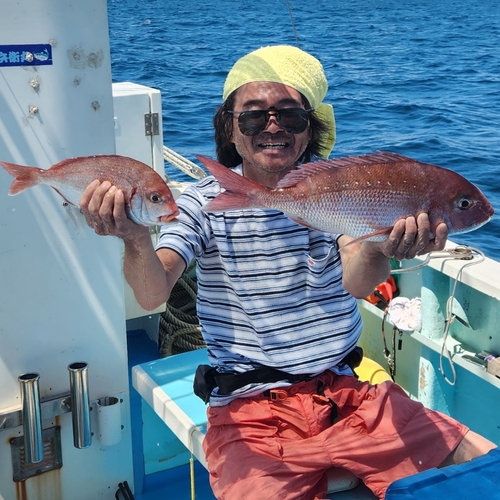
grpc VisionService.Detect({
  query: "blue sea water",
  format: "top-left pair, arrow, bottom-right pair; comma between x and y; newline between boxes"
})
107,0 -> 500,259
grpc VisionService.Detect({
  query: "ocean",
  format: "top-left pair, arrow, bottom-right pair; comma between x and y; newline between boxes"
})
107,0 -> 500,259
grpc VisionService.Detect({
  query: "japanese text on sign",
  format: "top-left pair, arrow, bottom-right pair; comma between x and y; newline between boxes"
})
0,44 -> 53,67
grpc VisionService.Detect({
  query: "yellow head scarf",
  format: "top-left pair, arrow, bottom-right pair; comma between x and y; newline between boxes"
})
223,45 -> 335,158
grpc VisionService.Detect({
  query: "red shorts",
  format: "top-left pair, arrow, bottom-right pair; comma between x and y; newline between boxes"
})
203,371 -> 468,499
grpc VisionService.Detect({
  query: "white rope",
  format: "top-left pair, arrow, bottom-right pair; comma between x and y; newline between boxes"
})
438,247 -> 485,385
387,245 -> 486,385
391,246 -> 475,274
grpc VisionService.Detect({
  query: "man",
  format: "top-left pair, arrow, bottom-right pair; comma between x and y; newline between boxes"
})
81,45 -> 495,499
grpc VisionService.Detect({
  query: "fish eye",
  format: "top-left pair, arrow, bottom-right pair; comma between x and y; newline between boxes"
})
458,197 -> 474,210
150,193 -> 162,203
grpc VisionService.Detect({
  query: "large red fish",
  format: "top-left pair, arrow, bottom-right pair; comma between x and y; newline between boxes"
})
0,155 -> 179,226
199,152 -> 494,242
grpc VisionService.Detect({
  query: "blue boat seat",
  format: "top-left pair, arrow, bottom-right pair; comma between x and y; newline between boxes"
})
132,348 -> 209,468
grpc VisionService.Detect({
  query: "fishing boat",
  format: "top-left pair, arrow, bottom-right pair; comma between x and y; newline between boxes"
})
1,1 -> 499,499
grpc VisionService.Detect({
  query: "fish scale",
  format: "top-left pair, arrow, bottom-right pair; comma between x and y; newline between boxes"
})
257,186 -> 423,239
199,152 -> 494,242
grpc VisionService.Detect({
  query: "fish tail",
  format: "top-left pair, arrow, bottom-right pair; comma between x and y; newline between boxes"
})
197,156 -> 268,211
0,161 -> 41,195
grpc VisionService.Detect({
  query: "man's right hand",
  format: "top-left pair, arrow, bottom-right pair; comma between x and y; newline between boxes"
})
79,180 -> 150,242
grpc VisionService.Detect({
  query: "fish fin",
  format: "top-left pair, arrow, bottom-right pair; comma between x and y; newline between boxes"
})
197,156 -> 268,211
203,191 -> 254,212
51,187 -> 76,205
289,216 -> 317,229
341,227 -> 394,248
276,151 -> 414,189
0,161 -> 41,195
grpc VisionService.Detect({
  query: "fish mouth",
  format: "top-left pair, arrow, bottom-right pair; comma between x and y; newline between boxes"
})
158,211 -> 180,223
456,213 -> 494,235
464,216 -> 493,233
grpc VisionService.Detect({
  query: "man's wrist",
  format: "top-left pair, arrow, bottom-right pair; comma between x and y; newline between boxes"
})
123,226 -> 153,251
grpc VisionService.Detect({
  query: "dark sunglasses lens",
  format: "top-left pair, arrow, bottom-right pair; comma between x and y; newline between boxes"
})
237,108 -> 310,135
238,110 -> 267,136
278,108 -> 309,133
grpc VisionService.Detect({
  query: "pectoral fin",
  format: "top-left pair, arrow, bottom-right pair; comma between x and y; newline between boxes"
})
341,227 -> 393,248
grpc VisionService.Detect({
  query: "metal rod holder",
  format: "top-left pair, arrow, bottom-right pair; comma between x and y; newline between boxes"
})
18,373 -> 44,463
68,362 -> 91,449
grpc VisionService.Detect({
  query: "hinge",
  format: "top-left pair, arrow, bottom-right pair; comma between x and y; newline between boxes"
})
144,113 -> 160,136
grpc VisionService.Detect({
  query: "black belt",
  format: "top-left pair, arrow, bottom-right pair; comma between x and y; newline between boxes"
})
193,347 -> 363,402
214,347 -> 363,395
215,367 -> 313,395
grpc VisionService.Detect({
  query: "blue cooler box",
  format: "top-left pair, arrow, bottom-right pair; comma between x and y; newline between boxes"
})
385,448 -> 500,499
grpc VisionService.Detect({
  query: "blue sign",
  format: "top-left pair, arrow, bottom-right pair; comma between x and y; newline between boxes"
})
0,44 -> 53,67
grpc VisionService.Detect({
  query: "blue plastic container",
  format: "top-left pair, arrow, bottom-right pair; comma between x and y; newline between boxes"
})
385,448 -> 500,499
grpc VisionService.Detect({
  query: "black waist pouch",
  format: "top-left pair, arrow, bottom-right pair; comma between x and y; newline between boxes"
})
193,364 -> 218,403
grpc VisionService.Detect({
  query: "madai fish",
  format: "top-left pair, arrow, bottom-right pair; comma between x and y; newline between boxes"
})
0,155 -> 179,226
199,152 -> 494,243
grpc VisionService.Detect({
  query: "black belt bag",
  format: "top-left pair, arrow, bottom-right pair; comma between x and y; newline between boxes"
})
193,346 -> 363,403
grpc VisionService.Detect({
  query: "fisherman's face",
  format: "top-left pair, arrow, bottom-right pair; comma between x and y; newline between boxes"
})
229,82 -> 311,187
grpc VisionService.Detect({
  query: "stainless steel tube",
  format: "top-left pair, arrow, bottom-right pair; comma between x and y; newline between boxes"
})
18,373 -> 43,463
68,362 -> 91,448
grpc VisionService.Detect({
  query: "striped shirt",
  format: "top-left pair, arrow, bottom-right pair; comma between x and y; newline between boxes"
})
157,167 -> 363,405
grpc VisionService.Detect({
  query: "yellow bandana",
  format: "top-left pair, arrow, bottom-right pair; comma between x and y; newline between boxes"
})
223,45 -> 335,158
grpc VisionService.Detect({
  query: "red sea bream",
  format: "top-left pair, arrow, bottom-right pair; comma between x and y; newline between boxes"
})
200,152 -> 494,242
0,154 -> 179,226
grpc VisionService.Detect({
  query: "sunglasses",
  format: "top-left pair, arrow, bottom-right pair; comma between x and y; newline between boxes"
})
227,106 -> 313,136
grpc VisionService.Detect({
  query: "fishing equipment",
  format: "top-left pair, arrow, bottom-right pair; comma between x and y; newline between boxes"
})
18,373 -> 43,464
386,246 -> 487,386
163,145 -> 207,180
438,247 -> 486,385
365,275 -> 398,306
68,362 -> 91,449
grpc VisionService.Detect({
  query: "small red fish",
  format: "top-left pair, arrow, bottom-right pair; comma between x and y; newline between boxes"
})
199,152 -> 494,243
0,154 -> 179,226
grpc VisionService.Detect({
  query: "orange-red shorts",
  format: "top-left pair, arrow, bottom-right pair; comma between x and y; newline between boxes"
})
203,371 -> 468,499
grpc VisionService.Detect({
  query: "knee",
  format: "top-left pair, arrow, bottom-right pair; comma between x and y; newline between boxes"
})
440,430 -> 497,467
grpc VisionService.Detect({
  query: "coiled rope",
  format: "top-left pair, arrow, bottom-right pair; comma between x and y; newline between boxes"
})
158,262 -> 206,357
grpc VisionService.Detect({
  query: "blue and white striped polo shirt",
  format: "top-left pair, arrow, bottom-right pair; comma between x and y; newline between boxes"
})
157,168 -> 363,405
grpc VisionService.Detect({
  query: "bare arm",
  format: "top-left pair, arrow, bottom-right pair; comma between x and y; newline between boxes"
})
79,181 -> 186,310
340,213 -> 449,298
122,233 -> 186,311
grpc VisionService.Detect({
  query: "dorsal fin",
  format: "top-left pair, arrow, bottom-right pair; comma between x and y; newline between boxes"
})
276,151 -> 414,189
